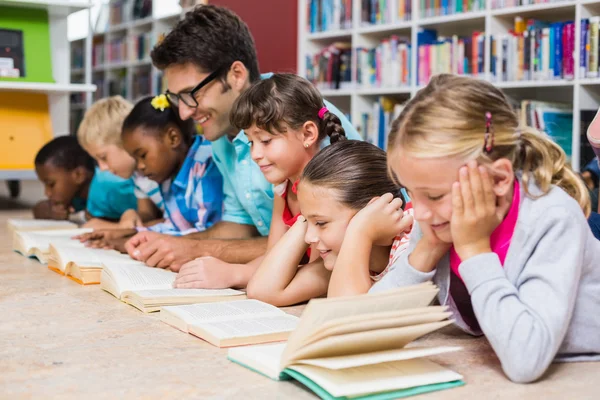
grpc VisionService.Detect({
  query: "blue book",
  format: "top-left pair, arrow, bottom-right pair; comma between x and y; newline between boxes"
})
552,22 -> 563,79
581,19 -> 589,75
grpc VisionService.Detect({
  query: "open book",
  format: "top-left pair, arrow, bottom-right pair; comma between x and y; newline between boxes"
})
101,264 -> 246,312
13,228 -> 92,263
47,244 -> 141,285
160,300 -> 299,348
228,282 -> 464,400
7,218 -> 78,234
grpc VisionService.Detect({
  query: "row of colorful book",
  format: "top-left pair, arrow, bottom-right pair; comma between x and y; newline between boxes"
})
129,32 -> 153,62
307,0 -> 353,33
359,96 -> 405,149
93,42 -> 105,67
361,0 -> 412,25
419,0 -> 485,18
417,29 -> 484,85
357,35 -> 411,89
306,42 -> 353,90
490,18 -> 575,82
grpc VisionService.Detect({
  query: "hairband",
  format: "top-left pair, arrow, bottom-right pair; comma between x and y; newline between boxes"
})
151,94 -> 170,112
318,106 -> 329,120
484,111 -> 494,153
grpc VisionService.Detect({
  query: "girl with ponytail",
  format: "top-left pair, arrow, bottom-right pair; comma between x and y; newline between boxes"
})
377,74 -> 600,384
173,73 -> 367,292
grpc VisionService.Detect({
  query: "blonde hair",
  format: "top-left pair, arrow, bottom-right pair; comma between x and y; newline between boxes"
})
389,74 -> 590,216
77,96 -> 133,147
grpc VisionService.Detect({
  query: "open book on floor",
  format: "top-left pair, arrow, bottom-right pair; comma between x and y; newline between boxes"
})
228,282 -> 464,400
7,218 -> 78,234
13,228 -> 92,263
47,244 -> 142,285
160,300 -> 299,348
101,263 -> 246,312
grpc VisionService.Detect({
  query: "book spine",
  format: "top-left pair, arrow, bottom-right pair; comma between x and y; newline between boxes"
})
542,28 -> 550,80
580,18 -> 589,77
589,17 -> 599,78
554,22 -> 563,79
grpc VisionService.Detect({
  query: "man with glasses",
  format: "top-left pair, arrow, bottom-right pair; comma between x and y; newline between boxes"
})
124,5 -> 362,280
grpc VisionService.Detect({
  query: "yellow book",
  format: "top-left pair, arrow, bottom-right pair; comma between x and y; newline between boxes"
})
12,228 -> 92,263
228,283 -> 464,399
160,300 -> 298,348
101,264 -> 246,313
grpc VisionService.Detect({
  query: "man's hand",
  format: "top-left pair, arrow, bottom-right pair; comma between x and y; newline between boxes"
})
125,232 -> 198,271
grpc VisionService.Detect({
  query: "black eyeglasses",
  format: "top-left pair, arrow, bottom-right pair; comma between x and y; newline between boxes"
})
165,68 -> 223,108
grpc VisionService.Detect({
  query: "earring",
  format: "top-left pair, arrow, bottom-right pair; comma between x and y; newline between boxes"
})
304,143 -> 309,148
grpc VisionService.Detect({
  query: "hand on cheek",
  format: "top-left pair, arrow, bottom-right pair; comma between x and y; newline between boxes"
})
451,161 -> 505,261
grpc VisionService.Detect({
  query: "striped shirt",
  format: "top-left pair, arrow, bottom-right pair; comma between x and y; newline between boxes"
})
133,173 -> 164,212
139,135 -> 224,236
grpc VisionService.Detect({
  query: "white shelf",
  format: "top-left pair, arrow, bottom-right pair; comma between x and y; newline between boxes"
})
105,61 -> 130,70
357,86 -> 412,95
0,0 -> 91,14
0,81 -> 96,93
357,21 -> 412,35
419,10 -> 486,27
491,1 -> 575,17
579,78 -> 600,85
130,16 -> 154,29
307,29 -> 353,41
494,80 -> 575,89
319,88 -> 354,96
108,21 -> 130,33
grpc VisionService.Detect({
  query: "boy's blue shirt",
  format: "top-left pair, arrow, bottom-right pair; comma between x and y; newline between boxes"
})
211,73 -> 362,236
86,168 -> 137,220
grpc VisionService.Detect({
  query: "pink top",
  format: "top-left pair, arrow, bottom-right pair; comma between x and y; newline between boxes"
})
449,179 -> 521,280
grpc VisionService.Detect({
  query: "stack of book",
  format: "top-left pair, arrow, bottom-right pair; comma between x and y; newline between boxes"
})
107,37 -> 128,65
580,17 -> 600,80
92,42 -> 105,67
419,0 -> 485,18
307,0 -> 353,33
129,32 -> 153,62
360,96 -> 405,149
306,42 -> 352,91
490,18 -> 575,83
357,35 -> 411,89
132,69 -> 152,99
109,0 -> 127,25
361,0 -> 411,25
417,29 -> 485,85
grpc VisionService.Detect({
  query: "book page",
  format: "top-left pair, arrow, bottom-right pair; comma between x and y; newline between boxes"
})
191,315 -> 299,340
284,321 -> 452,366
228,343 -> 287,380
8,219 -> 77,230
162,300 -> 283,324
104,264 -> 176,294
296,346 -> 461,370
288,358 -> 463,398
18,229 -> 90,252
131,288 -> 244,299
283,284 -> 439,362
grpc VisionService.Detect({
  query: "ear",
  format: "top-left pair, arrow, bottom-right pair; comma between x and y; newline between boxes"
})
489,158 -> 514,197
71,166 -> 89,185
165,126 -> 183,149
228,61 -> 250,92
300,121 -> 320,148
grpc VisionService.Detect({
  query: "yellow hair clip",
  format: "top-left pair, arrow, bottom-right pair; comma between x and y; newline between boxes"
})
151,94 -> 170,111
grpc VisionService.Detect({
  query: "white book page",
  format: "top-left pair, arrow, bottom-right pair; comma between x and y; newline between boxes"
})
162,300 -> 283,324
194,315 -> 299,340
19,230 -> 89,252
289,358 -> 463,398
104,264 -> 176,293
9,219 -> 77,229
228,342 -> 287,379
133,288 -> 244,299
296,346 -> 462,370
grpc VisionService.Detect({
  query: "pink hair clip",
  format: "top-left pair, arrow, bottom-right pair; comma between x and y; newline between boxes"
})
484,111 -> 494,153
318,106 -> 329,120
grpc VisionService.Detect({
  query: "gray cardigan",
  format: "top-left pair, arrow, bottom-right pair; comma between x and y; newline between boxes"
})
370,179 -> 600,383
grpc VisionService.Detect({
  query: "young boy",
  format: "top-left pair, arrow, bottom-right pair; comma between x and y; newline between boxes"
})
34,136 -> 137,226
76,96 -> 165,229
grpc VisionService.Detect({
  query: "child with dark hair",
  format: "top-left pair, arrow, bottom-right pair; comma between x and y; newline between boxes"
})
34,136 -> 137,224
124,5 -> 362,271
173,74 -> 406,299
117,95 -> 224,237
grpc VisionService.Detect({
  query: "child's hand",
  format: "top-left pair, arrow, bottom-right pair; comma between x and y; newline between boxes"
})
119,209 -> 144,229
350,193 -> 413,246
74,229 -> 136,246
173,257 -> 235,289
451,161 -> 510,261
49,202 -> 71,220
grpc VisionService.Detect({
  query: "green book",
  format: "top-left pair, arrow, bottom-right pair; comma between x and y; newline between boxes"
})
228,283 -> 464,399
